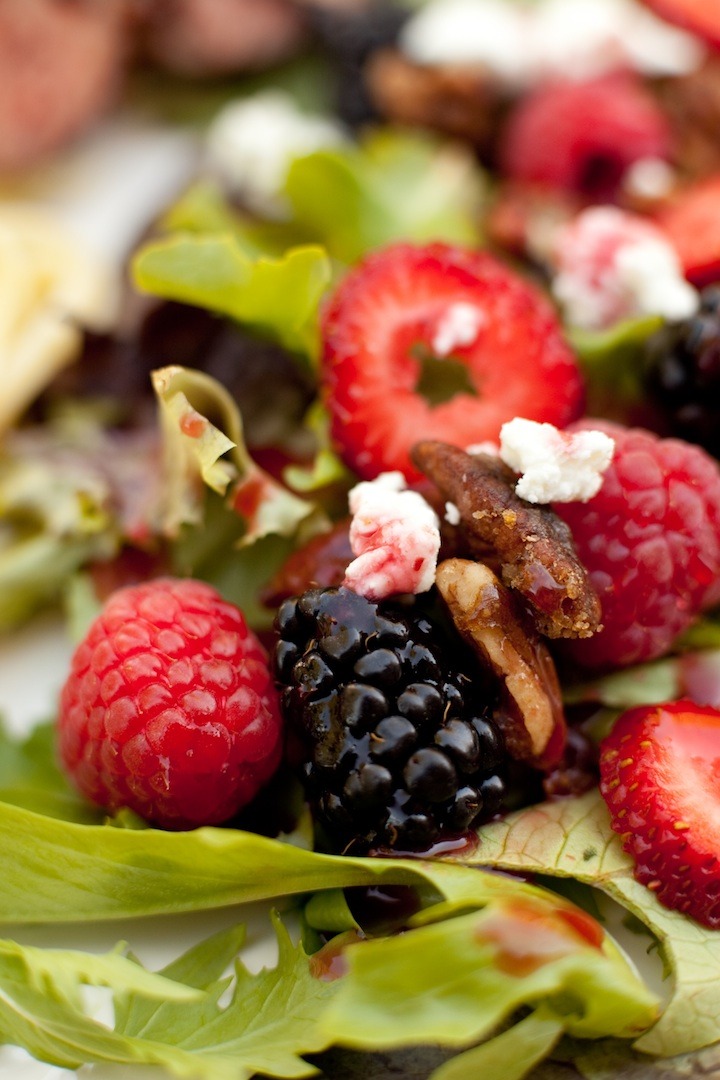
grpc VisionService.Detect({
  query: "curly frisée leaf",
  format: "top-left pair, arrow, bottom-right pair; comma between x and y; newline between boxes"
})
152,365 -> 321,546
132,233 -> 331,359
0,936 -> 200,1072
473,791 -> 720,1058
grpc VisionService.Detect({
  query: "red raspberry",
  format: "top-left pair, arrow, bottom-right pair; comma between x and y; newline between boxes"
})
321,241 -> 584,482
600,700 -> 720,928
555,422 -> 720,671
499,74 -> 672,201
657,175 -> 720,287
58,578 -> 283,829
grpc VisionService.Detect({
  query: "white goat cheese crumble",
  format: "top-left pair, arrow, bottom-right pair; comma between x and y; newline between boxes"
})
499,419 -> 615,504
552,206 -> 699,330
401,0 -> 704,83
343,472 -> 441,601
432,302 -> 486,356
206,90 -> 346,217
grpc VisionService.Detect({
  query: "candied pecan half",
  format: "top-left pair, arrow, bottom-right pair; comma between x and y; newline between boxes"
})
366,48 -> 504,150
412,440 -> 601,639
436,558 -> 566,767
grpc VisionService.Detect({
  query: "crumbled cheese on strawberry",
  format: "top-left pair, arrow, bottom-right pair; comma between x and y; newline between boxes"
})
206,90 -> 345,217
432,302 -> 486,356
552,206 -> 699,330
401,0 -> 704,84
499,418 -> 615,503
343,472 -> 441,600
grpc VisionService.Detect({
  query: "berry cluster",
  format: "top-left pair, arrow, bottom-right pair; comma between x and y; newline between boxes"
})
273,587 -> 506,853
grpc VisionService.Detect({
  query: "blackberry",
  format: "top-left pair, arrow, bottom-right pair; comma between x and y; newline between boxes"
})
309,3 -> 409,128
644,286 -> 720,456
273,587 -> 506,854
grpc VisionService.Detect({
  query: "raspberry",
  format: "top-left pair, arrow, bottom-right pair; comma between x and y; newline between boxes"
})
499,74 -> 672,201
600,700 -> 720,928
321,241 -> 584,482
58,578 -> 283,829
273,586 -> 506,854
555,422 -> 720,670
644,285 -> 720,456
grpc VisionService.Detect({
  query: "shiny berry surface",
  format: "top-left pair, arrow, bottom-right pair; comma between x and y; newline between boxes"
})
58,578 -> 283,829
274,586 -> 506,853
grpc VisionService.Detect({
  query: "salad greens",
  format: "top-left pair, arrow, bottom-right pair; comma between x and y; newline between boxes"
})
3,26 -> 720,1080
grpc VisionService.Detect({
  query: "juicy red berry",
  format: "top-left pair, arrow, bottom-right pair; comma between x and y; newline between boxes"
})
499,74 -> 672,201
58,578 -> 283,830
657,174 -> 720,287
600,700 -> 720,928
556,421 -> 720,670
321,241 -> 584,481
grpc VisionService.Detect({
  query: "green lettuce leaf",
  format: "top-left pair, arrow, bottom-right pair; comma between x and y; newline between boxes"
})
0,427 -> 120,631
0,720 -> 101,824
0,935 -> 200,1072
429,1009 -> 564,1080
115,915 -> 339,1080
285,127 -> 486,263
0,798 -> 659,1077
133,234 -> 331,359
473,791 -> 720,1058
568,315 -> 662,422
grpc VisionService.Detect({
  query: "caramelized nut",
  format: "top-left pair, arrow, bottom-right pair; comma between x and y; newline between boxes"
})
413,440 -> 602,640
436,558 -> 566,767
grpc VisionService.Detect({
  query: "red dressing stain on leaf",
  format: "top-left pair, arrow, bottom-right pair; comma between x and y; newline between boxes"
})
476,899 -> 604,977
180,408 -> 208,439
309,930 -> 365,982
232,472 -> 273,522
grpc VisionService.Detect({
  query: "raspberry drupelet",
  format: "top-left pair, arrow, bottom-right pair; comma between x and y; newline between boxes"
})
58,578 -> 283,830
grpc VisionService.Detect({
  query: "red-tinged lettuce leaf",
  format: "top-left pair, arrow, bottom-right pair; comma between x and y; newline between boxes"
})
151,365 -> 324,548
473,791 -> 720,1058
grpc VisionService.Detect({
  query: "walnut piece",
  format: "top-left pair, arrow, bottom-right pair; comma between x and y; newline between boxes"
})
436,558 -> 566,767
366,48 -> 503,150
412,440 -> 602,639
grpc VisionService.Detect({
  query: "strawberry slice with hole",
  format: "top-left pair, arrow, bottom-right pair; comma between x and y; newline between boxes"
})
320,242 -> 584,481
657,174 -> 720,287
639,0 -> 720,50
600,699 -> 720,928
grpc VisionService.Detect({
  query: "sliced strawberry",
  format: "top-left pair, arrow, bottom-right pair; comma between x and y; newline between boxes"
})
321,242 -> 584,481
600,700 -> 720,927
657,175 -> 720,286
639,0 -> 720,50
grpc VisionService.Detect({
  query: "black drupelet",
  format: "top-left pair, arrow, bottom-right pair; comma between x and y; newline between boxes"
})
645,285 -> 720,456
273,586 -> 506,854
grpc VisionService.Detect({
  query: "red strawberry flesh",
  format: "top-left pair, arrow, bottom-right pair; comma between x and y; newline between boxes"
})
321,242 -> 584,481
600,700 -> 720,927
